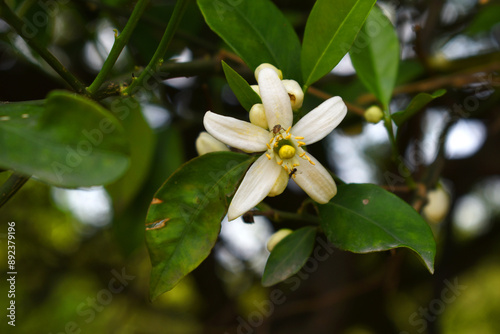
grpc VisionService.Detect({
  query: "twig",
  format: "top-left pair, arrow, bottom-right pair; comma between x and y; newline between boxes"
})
357,59 -> 500,105
86,0 -> 150,95
123,0 -> 190,95
0,0 -> 87,94
307,86 -> 365,116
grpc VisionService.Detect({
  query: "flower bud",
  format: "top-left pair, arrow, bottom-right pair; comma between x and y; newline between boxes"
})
249,103 -> 268,129
364,105 -> 384,123
250,85 -> 260,96
267,169 -> 288,197
255,63 -> 283,81
423,187 -> 451,224
267,228 -> 293,252
195,132 -> 229,156
282,80 -> 304,111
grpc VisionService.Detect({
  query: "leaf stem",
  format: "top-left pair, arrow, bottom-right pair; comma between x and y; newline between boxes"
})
384,109 -> 417,189
86,0 -> 150,96
0,173 -> 30,209
0,0 -> 87,94
123,0 -> 190,96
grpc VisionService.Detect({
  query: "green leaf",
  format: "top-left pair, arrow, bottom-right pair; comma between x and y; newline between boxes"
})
318,184 -> 436,273
222,61 -> 261,111
197,0 -> 302,82
350,6 -> 400,108
262,226 -> 317,287
146,152 -> 255,299
392,89 -> 446,126
0,91 -> 129,187
465,4 -> 500,35
301,0 -> 376,88
106,98 -> 156,212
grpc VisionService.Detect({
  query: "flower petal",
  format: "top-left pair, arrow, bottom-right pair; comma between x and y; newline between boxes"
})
228,154 -> 281,220
258,68 -> 293,130
291,96 -> 347,145
204,111 -> 269,152
293,153 -> 337,204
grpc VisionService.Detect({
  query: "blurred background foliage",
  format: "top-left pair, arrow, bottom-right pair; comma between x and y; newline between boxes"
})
1,0 -> 500,333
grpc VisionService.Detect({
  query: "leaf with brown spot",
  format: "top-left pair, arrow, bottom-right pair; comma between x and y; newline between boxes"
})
146,152 -> 255,300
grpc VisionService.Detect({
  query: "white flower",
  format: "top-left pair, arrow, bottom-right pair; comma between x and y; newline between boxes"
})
204,67 -> 347,220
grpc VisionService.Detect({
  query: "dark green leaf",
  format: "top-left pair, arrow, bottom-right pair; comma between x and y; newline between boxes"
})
0,91 -> 129,187
301,0 -> 376,88
465,4 -> 500,35
318,184 -> 436,273
197,0 -> 302,81
222,61 -> 261,111
350,6 -> 399,108
146,152 -> 255,299
106,98 -> 156,212
262,226 -> 317,287
392,89 -> 446,126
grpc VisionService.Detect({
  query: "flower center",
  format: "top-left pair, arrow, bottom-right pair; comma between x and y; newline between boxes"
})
278,145 -> 295,159
264,125 -> 315,177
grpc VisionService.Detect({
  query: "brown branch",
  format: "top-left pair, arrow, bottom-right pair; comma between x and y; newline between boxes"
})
308,86 -> 365,116
357,59 -> 500,105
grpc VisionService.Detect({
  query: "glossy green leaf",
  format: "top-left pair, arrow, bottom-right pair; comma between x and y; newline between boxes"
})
106,98 -> 156,212
318,184 -> 436,273
301,0 -> 376,88
0,91 -> 129,187
392,89 -> 446,126
350,6 -> 399,108
146,152 -> 255,299
197,0 -> 302,81
262,226 -> 317,287
222,61 -> 261,111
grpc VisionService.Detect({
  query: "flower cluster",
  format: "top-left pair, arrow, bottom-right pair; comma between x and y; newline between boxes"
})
203,64 -> 347,220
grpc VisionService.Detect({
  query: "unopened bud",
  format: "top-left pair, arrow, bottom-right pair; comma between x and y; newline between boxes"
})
255,63 -> 283,81
249,104 -> 268,129
267,169 -> 288,197
267,229 -> 293,252
282,80 -> 304,111
423,187 -> 451,224
364,105 -> 384,123
195,132 -> 229,156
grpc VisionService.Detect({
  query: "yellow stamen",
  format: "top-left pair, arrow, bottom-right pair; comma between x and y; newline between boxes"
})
266,154 -> 272,160
266,143 -> 271,150
284,165 -> 289,172
285,134 -> 292,140
295,136 -> 304,140
286,126 -> 291,133
299,152 -> 306,157
297,141 -> 306,146
292,163 -> 299,167
278,160 -> 283,165
306,156 -> 315,165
